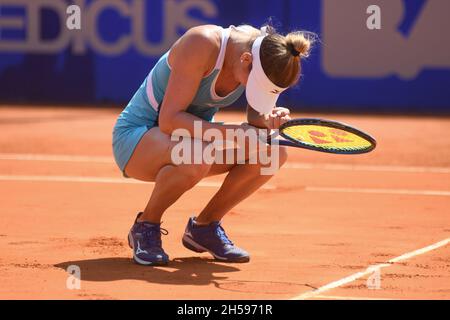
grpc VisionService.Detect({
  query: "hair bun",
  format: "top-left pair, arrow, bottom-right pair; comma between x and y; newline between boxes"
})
289,44 -> 301,57
257,28 -> 316,88
285,31 -> 314,58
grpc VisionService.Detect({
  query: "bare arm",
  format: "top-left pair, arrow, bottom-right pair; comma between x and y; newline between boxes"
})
158,27 -> 242,140
247,104 -> 269,129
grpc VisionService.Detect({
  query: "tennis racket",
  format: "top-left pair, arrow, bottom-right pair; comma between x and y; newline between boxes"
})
268,118 -> 376,155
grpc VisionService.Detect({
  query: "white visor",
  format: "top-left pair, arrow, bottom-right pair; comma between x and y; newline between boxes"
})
246,36 -> 288,115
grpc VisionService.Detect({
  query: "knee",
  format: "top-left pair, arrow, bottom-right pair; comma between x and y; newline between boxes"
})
178,163 -> 212,188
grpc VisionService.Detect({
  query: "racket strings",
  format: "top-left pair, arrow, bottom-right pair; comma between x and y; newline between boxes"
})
282,125 -> 373,151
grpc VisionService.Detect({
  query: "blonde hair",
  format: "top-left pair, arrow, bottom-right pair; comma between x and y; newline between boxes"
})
234,24 -> 315,87
260,31 -> 314,88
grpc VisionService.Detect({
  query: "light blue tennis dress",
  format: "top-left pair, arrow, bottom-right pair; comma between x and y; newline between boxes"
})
112,26 -> 245,173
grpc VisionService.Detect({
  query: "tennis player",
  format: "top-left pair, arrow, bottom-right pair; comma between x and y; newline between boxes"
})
112,24 -> 312,265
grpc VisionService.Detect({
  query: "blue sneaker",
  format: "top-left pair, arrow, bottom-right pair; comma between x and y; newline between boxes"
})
128,212 -> 169,266
182,217 -> 250,263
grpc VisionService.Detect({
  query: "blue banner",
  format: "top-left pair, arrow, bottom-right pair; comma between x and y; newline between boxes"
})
0,0 -> 449,113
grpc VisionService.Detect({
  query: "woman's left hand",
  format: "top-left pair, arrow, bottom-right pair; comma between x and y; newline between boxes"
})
267,107 -> 291,129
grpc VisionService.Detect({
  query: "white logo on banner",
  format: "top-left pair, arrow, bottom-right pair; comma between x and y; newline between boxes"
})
0,0 -> 217,56
323,0 -> 450,79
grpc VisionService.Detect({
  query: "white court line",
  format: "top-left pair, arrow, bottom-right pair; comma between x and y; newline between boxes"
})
314,295 -> 393,300
0,153 -> 112,163
306,186 -> 450,197
0,175 -> 276,190
285,163 -> 450,174
1,175 -> 448,196
1,153 -> 450,174
291,238 -> 450,300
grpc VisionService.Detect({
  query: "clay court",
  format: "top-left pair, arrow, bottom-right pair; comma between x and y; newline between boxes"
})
0,106 -> 448,300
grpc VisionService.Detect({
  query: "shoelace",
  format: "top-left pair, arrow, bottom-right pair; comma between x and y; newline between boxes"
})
142,227 -> 168,247
215,225 -> 233,246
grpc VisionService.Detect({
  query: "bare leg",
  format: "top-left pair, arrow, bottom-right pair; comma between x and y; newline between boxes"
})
125,127 -> 287,225
196,146 -> 288,224
125,127 -> 212,223
140,163 -> 210,223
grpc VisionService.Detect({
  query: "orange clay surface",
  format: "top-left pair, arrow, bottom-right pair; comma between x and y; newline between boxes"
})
0,106 -> 449,300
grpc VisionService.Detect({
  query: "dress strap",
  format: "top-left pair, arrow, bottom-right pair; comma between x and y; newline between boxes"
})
213,27 -> 231,70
